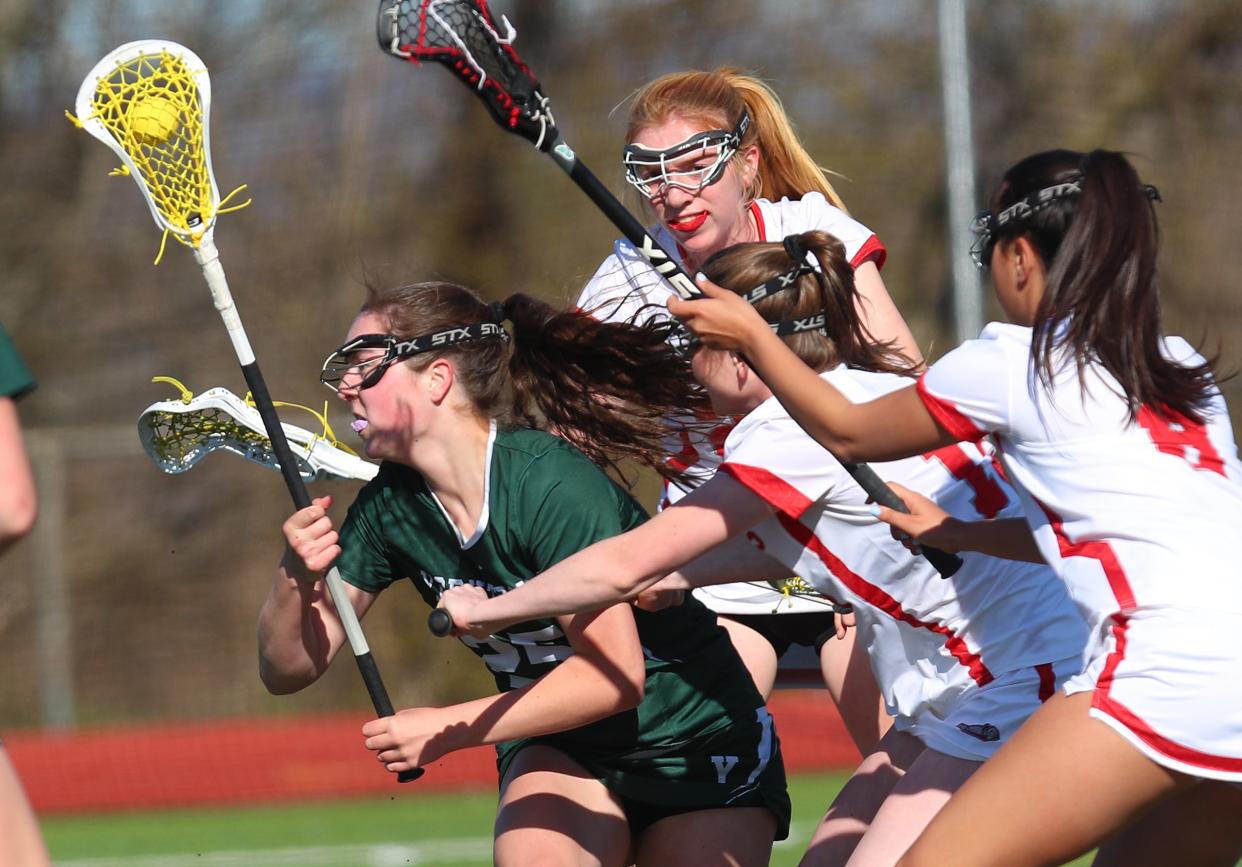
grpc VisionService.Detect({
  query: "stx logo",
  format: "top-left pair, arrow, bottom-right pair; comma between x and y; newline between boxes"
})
637,235 -> 699,299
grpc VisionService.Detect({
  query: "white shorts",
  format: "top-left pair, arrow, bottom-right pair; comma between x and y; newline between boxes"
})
896,655 -> 1080,762
1063,606 -> 1242,782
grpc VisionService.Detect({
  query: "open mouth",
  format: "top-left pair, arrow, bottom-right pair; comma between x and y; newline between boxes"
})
351,419 -> 369,433
667,212 -> 708,233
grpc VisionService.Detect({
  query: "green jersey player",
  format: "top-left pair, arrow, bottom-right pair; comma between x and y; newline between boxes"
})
259,281 -> 789,867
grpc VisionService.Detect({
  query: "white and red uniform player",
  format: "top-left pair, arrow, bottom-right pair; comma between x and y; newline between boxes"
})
577,192 -> 887,624
719,362 -> 1087,756
918,324 -> 1242,779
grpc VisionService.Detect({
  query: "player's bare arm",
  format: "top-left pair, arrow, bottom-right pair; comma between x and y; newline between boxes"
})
361,603 -> 646,773
873,482 -> 1045,564
441,473 -> 775,636
258,496 -> 377,694
672,276 -> 951,463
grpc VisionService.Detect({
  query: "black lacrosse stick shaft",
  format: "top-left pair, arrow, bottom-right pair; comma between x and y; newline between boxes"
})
239,361 -> 424,782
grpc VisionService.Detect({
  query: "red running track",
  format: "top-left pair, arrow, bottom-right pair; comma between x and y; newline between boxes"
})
5,691 -> 858,815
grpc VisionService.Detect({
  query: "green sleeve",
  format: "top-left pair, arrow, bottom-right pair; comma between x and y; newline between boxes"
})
0,324 -> 35,400
334,473 -> 399,594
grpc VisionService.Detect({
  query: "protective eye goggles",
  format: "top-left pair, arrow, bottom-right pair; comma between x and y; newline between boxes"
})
969,180 -> 1161,269
623,108 -> 751,201
320,322 -> 508,393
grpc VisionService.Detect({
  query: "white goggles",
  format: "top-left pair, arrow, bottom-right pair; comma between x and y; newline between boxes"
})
623,109 -> 750,201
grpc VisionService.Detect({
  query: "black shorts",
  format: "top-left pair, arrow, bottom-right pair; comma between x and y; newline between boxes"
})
719,610 -> 842,658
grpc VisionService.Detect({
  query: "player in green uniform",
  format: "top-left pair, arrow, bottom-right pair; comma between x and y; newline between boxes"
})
258,281 -> 789,866
0,322 -> 50,867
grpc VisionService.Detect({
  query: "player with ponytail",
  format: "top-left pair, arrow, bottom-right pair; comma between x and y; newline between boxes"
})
258,281 -> 789,866
669,149 -> 1242,866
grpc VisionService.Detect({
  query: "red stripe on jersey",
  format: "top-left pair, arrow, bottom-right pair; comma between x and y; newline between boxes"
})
1035,499 -> 1137,611
665,428 -> 699,474
720,462 -> 818,520
915,374 -> 989,443
720,462 -> 995,686
1136,406 -> 1226,477
1092,616 -> 1242,774
851,235 -> 888,271
751,200 -> 767,242
923,445 -> 1009,518
1035,662 -> 1056,702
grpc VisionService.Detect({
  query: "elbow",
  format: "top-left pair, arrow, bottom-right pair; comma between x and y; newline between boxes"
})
821,432 -> 867,464
257,644 -> 319,695
0,493 -> 37,544
259,660 -> 312,696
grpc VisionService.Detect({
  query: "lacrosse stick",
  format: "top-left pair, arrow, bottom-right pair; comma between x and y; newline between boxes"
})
376,0 -> 702,301
69,41 -> 422,781
139,377 -> 379,483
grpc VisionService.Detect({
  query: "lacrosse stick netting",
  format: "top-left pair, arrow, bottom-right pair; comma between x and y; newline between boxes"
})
70,41 -> 422,780
140,377 -> 379,483
376,0 -> 702,300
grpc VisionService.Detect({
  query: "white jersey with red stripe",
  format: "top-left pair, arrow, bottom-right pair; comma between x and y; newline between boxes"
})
719,365 -> 1088,725
576,192 -> 886,331
916,323 -> 1242,621
576,193 -> 886,617
916,323 -> 1242,779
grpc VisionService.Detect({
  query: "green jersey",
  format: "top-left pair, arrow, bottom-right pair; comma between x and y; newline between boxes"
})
0,324 -> 34,400
336,425 -> 768,756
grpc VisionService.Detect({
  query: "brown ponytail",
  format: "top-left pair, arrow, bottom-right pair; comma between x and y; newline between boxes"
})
363,282 -> 709,485
701,231 -> 916,375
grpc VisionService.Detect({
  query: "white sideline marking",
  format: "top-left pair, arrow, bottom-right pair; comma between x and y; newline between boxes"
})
57,838 -> 493,867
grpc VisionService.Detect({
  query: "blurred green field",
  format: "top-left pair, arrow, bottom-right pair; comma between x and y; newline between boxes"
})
42,770 -> 1095,866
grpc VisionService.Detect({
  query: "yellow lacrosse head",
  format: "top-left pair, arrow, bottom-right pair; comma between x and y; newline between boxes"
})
68,40 -> 249,262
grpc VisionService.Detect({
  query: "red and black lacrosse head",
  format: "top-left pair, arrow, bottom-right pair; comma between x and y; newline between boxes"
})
377,0 -> 558,150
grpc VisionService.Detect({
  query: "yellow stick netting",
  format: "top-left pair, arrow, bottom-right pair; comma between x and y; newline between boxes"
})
66,47 -> 250,262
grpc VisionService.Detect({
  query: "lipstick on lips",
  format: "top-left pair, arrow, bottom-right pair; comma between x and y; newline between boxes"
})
668,212 -> 708,233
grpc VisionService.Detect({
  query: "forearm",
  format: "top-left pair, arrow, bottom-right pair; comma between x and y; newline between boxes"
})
664,535 -> 791,590
432,652 -> 645,753
740,321 -> 874,459
932,517 -> 1045,563
737,316 -> 950,462
460,534 -> 664,634
257,550 -> 344,694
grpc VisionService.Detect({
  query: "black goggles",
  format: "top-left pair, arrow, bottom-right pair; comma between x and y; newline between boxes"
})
320,322 -> 508,392
970,181 -> 1161,269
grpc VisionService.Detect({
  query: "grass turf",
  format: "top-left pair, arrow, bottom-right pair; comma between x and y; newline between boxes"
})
43,770 -> 1094,866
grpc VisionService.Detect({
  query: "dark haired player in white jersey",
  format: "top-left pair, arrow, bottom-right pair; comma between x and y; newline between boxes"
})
258,282 -> 788,867
438,233 -> 1087,866
667,149 -> 1242,866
